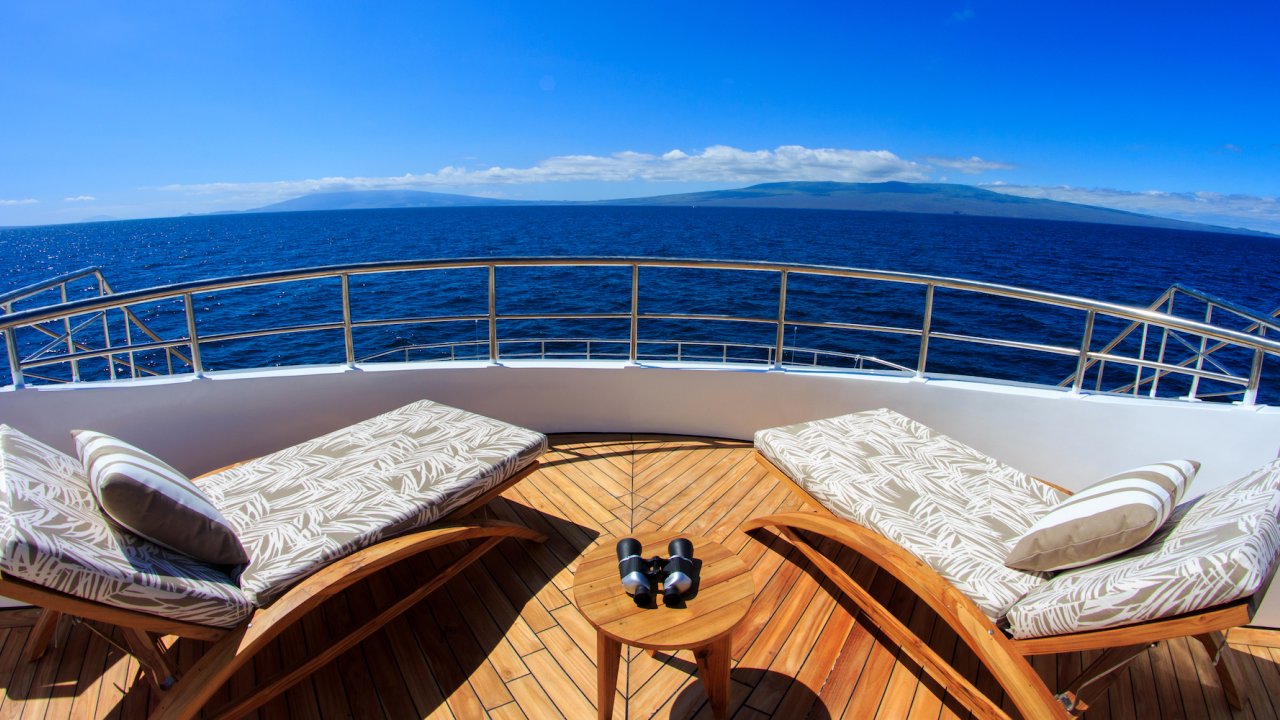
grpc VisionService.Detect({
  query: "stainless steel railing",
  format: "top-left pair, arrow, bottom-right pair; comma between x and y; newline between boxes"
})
2,257 -> 1278,404
358,336 -> 913,371
1060,283 -> 1279,403
0,266 -> 191,384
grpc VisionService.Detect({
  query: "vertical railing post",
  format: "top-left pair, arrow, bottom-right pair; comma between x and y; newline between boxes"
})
629,264 -> 640,365
917,284 -> 935,377
1151,294 -> 1174,397
4,327 -> 24,389
1244,348 -> 1263,406
340,274 -> 355,367
1133,324 -> 1150,395
183,293 -> 203,377
1187,304 -> 1213,400
773,270 -> 789,369
60,284 -> 81,382
1071,310 -> 1096,394
102,308 -> 117,381
98,271 -> 119,376
122,309 -> 137,379
488,264 -> 498,364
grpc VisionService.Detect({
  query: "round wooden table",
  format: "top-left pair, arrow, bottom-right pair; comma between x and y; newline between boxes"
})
573,531 -> 754,720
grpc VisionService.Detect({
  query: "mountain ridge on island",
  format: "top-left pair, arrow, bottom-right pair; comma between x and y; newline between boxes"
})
245,182 -> 1273,237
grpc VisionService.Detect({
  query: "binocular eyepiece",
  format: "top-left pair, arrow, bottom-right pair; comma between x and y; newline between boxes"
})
616,537 -> 695,606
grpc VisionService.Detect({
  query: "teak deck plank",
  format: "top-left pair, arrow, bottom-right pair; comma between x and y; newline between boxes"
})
1,433 -> 1276,719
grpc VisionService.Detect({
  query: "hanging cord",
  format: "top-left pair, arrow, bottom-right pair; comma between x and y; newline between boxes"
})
1056,643 -> 1158,713
69,616 -> 133,658
70,617 -> 177,690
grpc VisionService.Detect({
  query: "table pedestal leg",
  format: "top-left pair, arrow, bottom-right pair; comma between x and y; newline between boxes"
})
596,631 -> 621,720
693,635 -> 732,720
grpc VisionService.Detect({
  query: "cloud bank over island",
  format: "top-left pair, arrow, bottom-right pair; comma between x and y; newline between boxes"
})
163,145 -> 933,199
4,144 -> 1275,234
150,144 -> 1279,233
985,184 -> 1280,234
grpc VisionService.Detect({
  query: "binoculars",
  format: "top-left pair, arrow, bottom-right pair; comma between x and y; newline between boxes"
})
616,537 -> 695,606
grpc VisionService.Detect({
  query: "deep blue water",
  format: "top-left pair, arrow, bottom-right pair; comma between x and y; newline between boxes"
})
3,206 -> 1278,399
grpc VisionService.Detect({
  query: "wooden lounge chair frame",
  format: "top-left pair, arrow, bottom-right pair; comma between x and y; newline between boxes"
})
1,460 -> 544,720
745,451 -> 1261,720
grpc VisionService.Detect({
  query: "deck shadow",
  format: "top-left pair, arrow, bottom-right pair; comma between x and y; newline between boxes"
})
654,652 -> 833,719
744,524 -> 1010,718
539,433 -> 750,470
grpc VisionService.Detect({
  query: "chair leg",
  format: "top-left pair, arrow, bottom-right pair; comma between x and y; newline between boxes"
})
1194,631 -> 1246,710
123,628 -> 177,691
23,609 -> 62,662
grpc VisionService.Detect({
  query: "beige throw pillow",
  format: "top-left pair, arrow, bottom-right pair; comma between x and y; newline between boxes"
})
74,430 -> 250,566
1005,460 -> 1200,572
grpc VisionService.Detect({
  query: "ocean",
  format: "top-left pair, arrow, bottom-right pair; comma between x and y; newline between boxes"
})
3,206 -> 1278,400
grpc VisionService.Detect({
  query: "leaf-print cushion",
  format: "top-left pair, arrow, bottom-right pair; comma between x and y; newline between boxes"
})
755,408 -> 1064,621
198,399 -> 547,606
0,425 -> 253,628
1005,459 -> 1280,638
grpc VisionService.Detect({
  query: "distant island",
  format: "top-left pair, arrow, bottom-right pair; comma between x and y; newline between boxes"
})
245,181 -> 1272,237
251,189 -> 531,212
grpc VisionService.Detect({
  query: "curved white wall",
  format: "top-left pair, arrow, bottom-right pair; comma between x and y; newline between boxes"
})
3,361 -> 1279,622
5,361 -> 1276,488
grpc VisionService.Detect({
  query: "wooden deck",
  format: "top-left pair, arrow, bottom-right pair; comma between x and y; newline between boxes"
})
2,434 -> 1279,719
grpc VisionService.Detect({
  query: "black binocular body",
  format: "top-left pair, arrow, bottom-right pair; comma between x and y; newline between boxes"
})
616,537 -> 695,606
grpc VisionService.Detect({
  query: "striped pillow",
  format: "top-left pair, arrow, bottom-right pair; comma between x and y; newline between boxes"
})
1005,460 -> 1200,572
73,430 -> 250,566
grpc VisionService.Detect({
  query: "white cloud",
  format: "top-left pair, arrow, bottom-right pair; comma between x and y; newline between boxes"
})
63,195 -> 96,202
0,198 -> 38,206
925,156 -> 1015,174
985,184 -> 1280,234
160,145 -> 930,202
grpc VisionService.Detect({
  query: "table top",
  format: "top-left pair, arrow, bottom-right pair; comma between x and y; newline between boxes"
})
573,531 -> 755,650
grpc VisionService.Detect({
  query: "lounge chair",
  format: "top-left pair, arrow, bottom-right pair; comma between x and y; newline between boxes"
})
746,408 -> 1280,719
0,399 -> 548,719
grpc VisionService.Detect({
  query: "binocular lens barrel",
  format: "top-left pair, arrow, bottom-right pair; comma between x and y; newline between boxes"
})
663,538 -> 695,598
668,538 -> 693,560
616,538 -> 652,603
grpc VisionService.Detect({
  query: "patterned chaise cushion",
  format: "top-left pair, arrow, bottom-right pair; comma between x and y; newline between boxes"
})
1005,459 -> 1280,639
0,425 -> 254,628
1005,460 -> 1199,572
73,429 -> 250,566
755,408 -> 1065,621
198,399 -> 547,606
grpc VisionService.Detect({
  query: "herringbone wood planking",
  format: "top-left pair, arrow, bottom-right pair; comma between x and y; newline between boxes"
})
0,434 -> 1274,719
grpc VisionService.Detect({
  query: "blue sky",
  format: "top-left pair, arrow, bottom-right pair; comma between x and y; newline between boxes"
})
2,1 -> 1278,232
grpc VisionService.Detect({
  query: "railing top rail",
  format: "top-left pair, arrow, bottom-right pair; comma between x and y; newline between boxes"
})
0,267 -> 104,308
2,257 -> 1279,355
